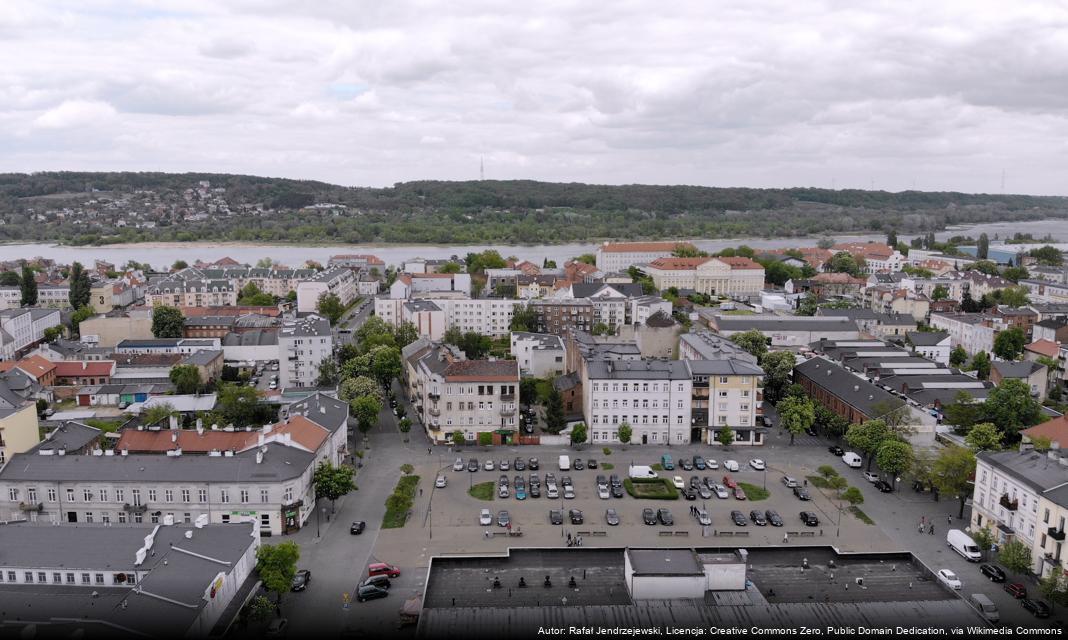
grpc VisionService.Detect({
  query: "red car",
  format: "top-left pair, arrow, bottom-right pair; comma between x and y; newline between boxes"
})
1004,583 -> 1027,599
722,475 -> 737,489
368,563 -> 401,578
733,486 -> 747,500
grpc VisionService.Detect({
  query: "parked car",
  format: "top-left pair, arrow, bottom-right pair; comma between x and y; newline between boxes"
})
611,484 -> 624,498
693,456 -> 706,470
435,475 -> 447,488
484,460 -> 495,471
749,459 -> 766,471
793,486 -> 811,501
724,460 -> 740,471
695,508 -> 712,526
359,575 -> 391,590
863,471 -> 880,483
497,510 -> 511,527
828,445 -> 845,456
453,458 -> 465,471
706,459 -> 720,470
350,521 -> 366,535
765,510 -> 783,527
610,474 -> 622,488
467,459 -> 479,472
498,484 -> 510,499
873,480 -> 893,493
679,458 -> 693,471
479,508 -> 493,526
587,459 -> 598,469
979,564 -> 1007,582
722,475 -> 737,489
605,508 -> 620,526
563,485 -> 575,499
514,458 -> 526,471
937,569 -> 962,590
597,485 -> 610,499
368,563 -> 401,578
799,511 -> 819,526
681,487 -> 697,500
730,510 -> 748,526
713,484 -> 730,499
1022,598 -> 1051,618
733,487 -> 747,500
781,476 -> 798,488
1005,583 -> 1027,599
569,508 -> 584,524
291,569 -> 312,591
657,508 -> 674,526
529,483 -> 541,498
528,457 -> 539,470
597,474 -> 608,487
689,476 -> 702,489
698,484 -> 712,499
356,584 -> 388,602
546,484 -> 559,499
573,459 -> 585,470
499,459 -> 510,471
515,482 -> 527,500
660,454 -> 675,470
672,476 -> 685,489
642,508 -> 658,525
549,509 -> 563,525
749,510 -> 767,526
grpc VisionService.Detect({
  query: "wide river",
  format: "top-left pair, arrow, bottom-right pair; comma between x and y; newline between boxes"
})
0,219 -> 1062,269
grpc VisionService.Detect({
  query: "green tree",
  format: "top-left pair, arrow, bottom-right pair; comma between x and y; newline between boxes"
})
875,440 -> 913,490
172,260 -> 188,271
970,260 -> 1000,276
617,423 -> 632,445
570,422 -> 588,445
1029,245 -> 1063,266
398,417 -> 412,441
971,527 -> 995,559
151,305 -> 184,338
817,465 -> 838,480
43,325 -> 63,342
20,265 -> 37,305
544,386 -> 565,434
316,293 -> 344,326
828,475 -> 848,494
729,329 -> 768,361
1039,571 -> 1068,613
238,282 -> 275,306
886,229 -> 898,247
169,364 -> 202,394
394,322 -> 419,348
0,270 -> 20,286
255,541 -> 300,606
943,391 -> 983,431
717,426 -> 735,448
68,261 -> 91,309
452,431 -> 466,446
827,251 -> 863,277
796,293 -> 819,316
983,378 -> 1043,441
352,395 -> 382,435
760,351 -> 796,403
930,285 -> 949,301
993,327 -> 1026,361
976,233 -> 989,259
999,539 -> 1033,576
256,257 -> 274,269
509,304 -> 538,332
316,359 -> 339,386
841,486 -> 864,506
777,395 -> 815,445
143,402 -> 177,426
339,375 -> 382,403
575,254 -> 597,265
477,432 -> 493,446
437,261 -> 463,274
69,304 -> 96,337
965,422 -> 1003,453
949,345 -> 968,367
519,378 -> 539,407
970,351 -> 991,380
368,346 -> 402,387
931,445 -> 976,518
246,595 -> 274,622
313,461 -> 356,513
814,405 -> 850,440
215,383 -> 272,426
845,419 -> 892,471
591,322 -> 611,336
1002,266 -> 1030,283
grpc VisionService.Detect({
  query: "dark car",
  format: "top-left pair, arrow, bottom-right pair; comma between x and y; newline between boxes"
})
689,476 -> 702,489
1005,582 -> 1027,599
733,486 -> 747,500
765,510 -> 784,527
587,459 -> 598,469
730,510 -> 748,526
793,486 -> 811,501
573,459 -> 585,470
514,458 -> 526,471
693,456 -> 707,470
359,575 -> 391,590
569,509 -> 584,524
681,487 -> 697,500
642,508 -> 658,525
800,511 -> 819,526
1022,598 -> 1051,618
610,474 -> 622,487
467,458 -> 479,472
356,584 -> 389,602
528,457 -> 539,470
679,458 -> 694,471
749,510 -> 767,526
350,521 -> 366,535
873,480 -> 893,493
605,508 -> 620,526
529,483 -> 541,498
657,508 -> 674,526
597,474 -> 608,487
805,427 -> 818,436
291,569 -> 311,591
549,509 -> 563,525
828,445 -> 845,456
979,563 -> 1006,582
497,510 -> 511,527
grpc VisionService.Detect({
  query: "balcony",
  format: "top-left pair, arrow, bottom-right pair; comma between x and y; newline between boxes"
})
18,502 -> 43,512
123,503 -> 148,514
1050,527 -> 1066,541
999,494 -> 1019,511
429,407 -> 440,417
500,406 -> 516,416
500,393 -> 516,401
429,391 -> 440,400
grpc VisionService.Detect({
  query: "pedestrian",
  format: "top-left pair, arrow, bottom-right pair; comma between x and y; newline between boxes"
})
419,488 -> 423,497
567,532 -> 572,544
929,523 -> 935,535
428,447 -> 432,455
918,523 -> 923,533
947,515 -> 952,525
803,479 -> 808,487
921,515 -> 926,526
783,533 -> 789,543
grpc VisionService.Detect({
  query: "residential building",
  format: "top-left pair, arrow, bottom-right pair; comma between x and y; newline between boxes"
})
0,355 -> 57,388
706,314 -> 861,348
296,266 -> 358,313
77,311 -> 154,348
786,272 -> 868,299
685,359 -> 766,446
930,312 -> 997,357
36,283 -> 71,308
144,278 -> 237,307
1034,319 -> 1068,344
53,360 -> 117,387
115,338 -> 221,355
375,296 -> 521,339
278,315 -> 333,388
0,402 -> 39,467
906,331 -> 951,365
389,272 -> 472,299
595,241 -> 697,272
582,359 -> 693,445
0,286 -> 20,310
532,299 -> 594,336
989,306 -> 1038,337
991,361 -> 1048,398
817,309 -> 914,340
794,357 -> 930,432
0,308 -> 63,360
1021,279 -> 1068,304
509,332 -> 566,378
678,331 -> 757,365
328,254 -> 384,270
830,242 -> 905,273
630,296 -> 674,326
405,342 -> 520,444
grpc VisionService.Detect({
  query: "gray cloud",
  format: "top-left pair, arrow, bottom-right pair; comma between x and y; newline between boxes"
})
0,0 -> 1066,194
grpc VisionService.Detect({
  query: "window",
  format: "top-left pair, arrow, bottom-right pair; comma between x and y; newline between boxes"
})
147,489 -> 157,502
132,489 -> 141,506
118,512 -> 127,524
719,391 -> 728,398
240,490 -> 249,504
99,489 -> 108,502
284,487 -> 293,503
81,573 -> 91,585
261,489 -> 269,503
7,572 -> 15,582
66,573 -> 75,584
115,489 -> 124,502
261,513 -> 271,527
25,572 -> 33,583
8,488 -> 18,501
83,489 -> 92,502
53,572 -> 61,584
95,573 -> 105,585
720,377 -> 728,384
221,514 -> 231,523
182,489 -> 190,503
47,488 -> 56,502
164,489 -> 173,503
27,488 -> 37,503
150,513 -> 159,524
66,488 -> 74,501
101,512 -> 110,524
184,513 -> 191,524
198,489 -> 207,503
133,513 -> 142,524
38,572 -> 46,583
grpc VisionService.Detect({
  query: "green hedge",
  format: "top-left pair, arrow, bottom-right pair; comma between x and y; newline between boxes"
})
623,478 -> 678,500
382,475 -> 420,529
738,482 -> 769,501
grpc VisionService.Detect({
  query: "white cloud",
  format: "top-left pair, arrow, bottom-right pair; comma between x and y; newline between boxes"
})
0,1 -> 1066,193
33,99 -> 117,129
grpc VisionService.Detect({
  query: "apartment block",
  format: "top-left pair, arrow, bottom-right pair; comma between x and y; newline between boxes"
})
296,267 -> 358,313
278,315 -> 333,388
595,241 -> 697,272
582,359 -> 693,446
0,308 -> 63,361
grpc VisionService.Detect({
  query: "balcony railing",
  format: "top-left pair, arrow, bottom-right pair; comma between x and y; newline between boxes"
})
18,502 -> 43,512
999,494 -> 1019,511
429,391 -> 440,400
123,503 -> 148,514
500,393 -> 516,401
429,407 -> 440,417
1050,527 -> 1066,541
500,406 -> 516,416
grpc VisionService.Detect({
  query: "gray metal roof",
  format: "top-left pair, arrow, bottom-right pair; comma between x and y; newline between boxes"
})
715,315 -> 859,332
679,331 -> 757,364
979,449 -> 1068,494
586,359 -> 691,380
284,391 -> 348,433
0,442 -> 313,483
222,329 -> 278,346
627,548 -> 703,575
37,421 -> 101,453
992,360 -> 1044,379
182,350 -> 222,366
794,357 -> 904,419
906,331 -> 949,346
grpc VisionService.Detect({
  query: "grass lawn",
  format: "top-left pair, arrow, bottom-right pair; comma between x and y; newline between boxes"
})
382,475 -> 421,529
738,482 -> 770,501
600,463 -> 614,470
848,505 -> 875,525
623,478 -> 678,500
651,463 -> 663,471
468,481 -> 495,501
806,475 -> 831,489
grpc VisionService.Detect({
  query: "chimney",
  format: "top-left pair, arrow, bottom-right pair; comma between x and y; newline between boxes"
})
284,432 -> 292,446
171,432 -> 178,443
196,424 -> 204,436
168,414 -> 178,429
121,448 -> 128,456
256,450 -> 263,464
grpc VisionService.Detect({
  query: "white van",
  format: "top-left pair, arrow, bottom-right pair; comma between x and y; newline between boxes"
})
558,455 -> 570,471
841,452 -> 863,468
947,529 -> 982,562
969,593 -> 999,624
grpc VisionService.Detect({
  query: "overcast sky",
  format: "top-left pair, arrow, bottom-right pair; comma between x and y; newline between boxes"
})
2,1 -> 1067,194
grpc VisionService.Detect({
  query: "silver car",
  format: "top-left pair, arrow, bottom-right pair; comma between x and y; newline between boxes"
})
452,458 -> 464,471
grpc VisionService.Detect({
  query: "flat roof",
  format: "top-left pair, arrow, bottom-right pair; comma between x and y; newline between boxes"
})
627,548 -> 703,576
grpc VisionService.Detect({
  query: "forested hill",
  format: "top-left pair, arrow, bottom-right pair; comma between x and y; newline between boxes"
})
0,171 -> 1065,246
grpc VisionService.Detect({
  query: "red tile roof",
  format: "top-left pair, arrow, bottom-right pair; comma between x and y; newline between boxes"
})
1023,417 -> 1068,446
116,429 -> 251,453
1025,339 -> 1060,358
53,361 -> 116,378
716,256 -> 762,270
648,257 -> 711,270
14,355 -> 56,378
601,241 -> 696,253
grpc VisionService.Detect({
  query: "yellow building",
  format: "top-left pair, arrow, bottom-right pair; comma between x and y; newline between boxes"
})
90,282 -> 114,310
0,403 -> 41,467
